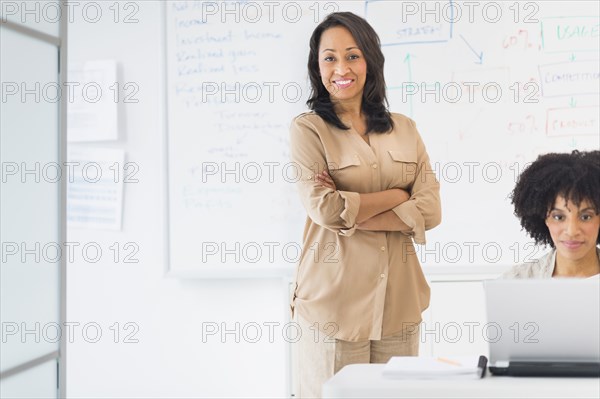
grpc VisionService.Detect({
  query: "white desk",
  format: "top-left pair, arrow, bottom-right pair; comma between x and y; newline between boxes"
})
322,364 -> 600,398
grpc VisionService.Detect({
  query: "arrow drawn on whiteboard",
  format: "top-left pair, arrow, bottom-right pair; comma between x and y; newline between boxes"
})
459,35 -> 483,64
403,53 -> 415,118
570,137 -> 577,148
404,53 -> 414,80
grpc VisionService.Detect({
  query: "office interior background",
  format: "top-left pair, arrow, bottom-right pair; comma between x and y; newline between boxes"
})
1,0 -> 599,397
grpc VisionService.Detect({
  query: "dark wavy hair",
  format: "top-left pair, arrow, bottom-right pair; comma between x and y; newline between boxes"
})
306,12 -> 393,133
510,150 -> 600,247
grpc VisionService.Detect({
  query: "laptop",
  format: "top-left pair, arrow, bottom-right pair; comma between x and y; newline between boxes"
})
483,279 -> 600,377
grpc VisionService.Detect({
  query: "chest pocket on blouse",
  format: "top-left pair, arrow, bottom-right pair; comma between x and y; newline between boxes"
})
328,154 -> 361,191
387,149 -> 418,189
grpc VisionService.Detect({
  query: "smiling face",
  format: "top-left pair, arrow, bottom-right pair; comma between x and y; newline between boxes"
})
546,196 -> 600,266
318,26 -> 367,106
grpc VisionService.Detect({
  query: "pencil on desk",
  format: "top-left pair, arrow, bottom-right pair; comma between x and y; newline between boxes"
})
436,357 -> 462,366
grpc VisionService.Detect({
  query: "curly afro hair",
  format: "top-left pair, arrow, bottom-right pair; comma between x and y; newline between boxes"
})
510,150 -> 600,247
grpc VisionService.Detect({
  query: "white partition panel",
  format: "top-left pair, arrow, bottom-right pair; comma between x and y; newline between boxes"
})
0,15 -> 64,398
0,0 -> 60,37
0,360 -> 57,399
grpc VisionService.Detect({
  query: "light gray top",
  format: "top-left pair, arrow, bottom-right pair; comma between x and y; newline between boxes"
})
502,247 -> 600,279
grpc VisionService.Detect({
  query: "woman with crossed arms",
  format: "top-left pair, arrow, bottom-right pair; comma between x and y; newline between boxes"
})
289,12 -> 441,397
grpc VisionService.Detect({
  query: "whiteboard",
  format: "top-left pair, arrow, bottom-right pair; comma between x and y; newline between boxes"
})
163,1 -> 600,277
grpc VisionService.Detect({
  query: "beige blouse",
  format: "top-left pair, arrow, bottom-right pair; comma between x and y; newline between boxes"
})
289,111 -> 441,341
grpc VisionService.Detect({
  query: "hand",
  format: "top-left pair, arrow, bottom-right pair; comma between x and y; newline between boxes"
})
316,170 -> 336,190
356,219 -> 371,230
396,188 -> 411,203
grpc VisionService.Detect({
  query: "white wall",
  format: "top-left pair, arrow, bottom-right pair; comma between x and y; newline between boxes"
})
67,2 -> 288,397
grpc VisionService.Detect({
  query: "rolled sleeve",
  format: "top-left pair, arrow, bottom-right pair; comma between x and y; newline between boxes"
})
338,190 -> 360,236
290,115 -> 361,235
391,119 -> 441,244
391,200 -> 425,243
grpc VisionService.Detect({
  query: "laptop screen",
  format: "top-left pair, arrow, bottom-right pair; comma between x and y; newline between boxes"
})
483,279 -> 600,365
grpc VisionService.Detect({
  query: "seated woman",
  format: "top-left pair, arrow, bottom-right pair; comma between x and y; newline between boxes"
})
503,150 -> 599,278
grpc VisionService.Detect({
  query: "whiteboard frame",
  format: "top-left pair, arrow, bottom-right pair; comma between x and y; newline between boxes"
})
158,1 -> 582,279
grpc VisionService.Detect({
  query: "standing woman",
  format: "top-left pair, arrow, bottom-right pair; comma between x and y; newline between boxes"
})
289,12 -> 441,397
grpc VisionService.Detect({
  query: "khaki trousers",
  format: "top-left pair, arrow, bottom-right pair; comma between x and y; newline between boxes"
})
292,315 -> 420,399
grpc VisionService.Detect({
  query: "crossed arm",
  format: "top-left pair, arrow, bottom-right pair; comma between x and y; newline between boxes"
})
315,170 -> 411,232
